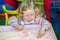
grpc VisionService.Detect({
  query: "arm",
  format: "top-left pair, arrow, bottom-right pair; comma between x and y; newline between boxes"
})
37,17 -> 51,38
13,24 -> 24,30
8,16 -> 24,30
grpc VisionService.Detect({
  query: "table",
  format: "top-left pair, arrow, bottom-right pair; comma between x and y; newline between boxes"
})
0,24 -> 57,40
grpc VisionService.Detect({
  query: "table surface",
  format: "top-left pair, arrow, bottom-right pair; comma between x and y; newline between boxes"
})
0,25 -> 57,40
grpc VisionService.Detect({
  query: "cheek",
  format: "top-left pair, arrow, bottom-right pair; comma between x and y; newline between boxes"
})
23,16 -> 29,19
32,16 -> 35,19
32,14 -> 35,18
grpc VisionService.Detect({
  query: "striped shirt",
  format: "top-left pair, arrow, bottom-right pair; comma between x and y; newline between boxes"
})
8,16 -> 50,30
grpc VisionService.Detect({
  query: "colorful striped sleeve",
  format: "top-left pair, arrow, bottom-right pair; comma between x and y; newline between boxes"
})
37,16 -> 51,30
8,16 -> 18,26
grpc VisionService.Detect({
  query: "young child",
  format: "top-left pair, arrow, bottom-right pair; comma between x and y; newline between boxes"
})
8,0 -> 51,38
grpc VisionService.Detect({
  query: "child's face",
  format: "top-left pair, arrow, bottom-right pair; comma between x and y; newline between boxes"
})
23,9 -> 36,22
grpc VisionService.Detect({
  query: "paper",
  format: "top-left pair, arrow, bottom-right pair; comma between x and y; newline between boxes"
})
0,25 -> 56,40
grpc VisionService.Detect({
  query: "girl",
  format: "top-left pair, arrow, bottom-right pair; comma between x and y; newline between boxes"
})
8,0 -> 51,38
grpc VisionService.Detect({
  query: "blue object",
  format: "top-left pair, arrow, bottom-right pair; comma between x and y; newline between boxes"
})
0,4 -> 4,12
50,1 -> 60,40
0,0 -> 5,4
0,4 -> 16,12
5,4 -> 16,10
0,0 -> 18,12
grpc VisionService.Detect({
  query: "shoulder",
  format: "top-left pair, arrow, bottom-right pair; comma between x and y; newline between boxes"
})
9,16 -> 17,19
36,16 -> 50,23
8,16 -> 18,21
8,16 -> 18,23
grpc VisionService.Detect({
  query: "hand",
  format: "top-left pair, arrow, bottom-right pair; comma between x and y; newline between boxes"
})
37,27 -> 46,38
37,30 -> 45,38
13,24 -> 24,30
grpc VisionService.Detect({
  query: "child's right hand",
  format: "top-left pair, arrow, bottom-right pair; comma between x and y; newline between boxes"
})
37,30 -> 45,38
37,27 -> 46,38
13,24 -> 24,30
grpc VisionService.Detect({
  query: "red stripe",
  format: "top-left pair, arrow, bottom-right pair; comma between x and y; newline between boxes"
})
58,14 -> 60,20
44,0 -> 51,22
4,0 -> 18,8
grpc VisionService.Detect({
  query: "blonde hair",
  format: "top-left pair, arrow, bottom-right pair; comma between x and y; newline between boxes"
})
18,0 -> 41,18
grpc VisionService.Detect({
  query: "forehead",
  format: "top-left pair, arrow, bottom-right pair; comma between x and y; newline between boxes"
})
23,9 -> 35,14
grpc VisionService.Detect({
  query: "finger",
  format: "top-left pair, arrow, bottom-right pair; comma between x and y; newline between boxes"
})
37,33 -> 42,38
37,35 -> 41,38
37,33 -> 45,38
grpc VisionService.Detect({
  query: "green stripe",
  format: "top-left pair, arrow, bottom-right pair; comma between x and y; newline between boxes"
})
34,2 -> 44,5
17,0 -> 44,5
0,16 -> 5,25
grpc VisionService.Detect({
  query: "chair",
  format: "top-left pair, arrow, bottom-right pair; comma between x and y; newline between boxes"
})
2,5 -> 18,25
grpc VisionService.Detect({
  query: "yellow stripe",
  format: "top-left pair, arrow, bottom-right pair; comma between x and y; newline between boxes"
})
2,5 -> 18,14
5,12 -> 8,26
50,24 -> 57,40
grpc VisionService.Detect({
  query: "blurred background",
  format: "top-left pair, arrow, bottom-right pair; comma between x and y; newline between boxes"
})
0,0 -> 60,40
0,0 -> 44,25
